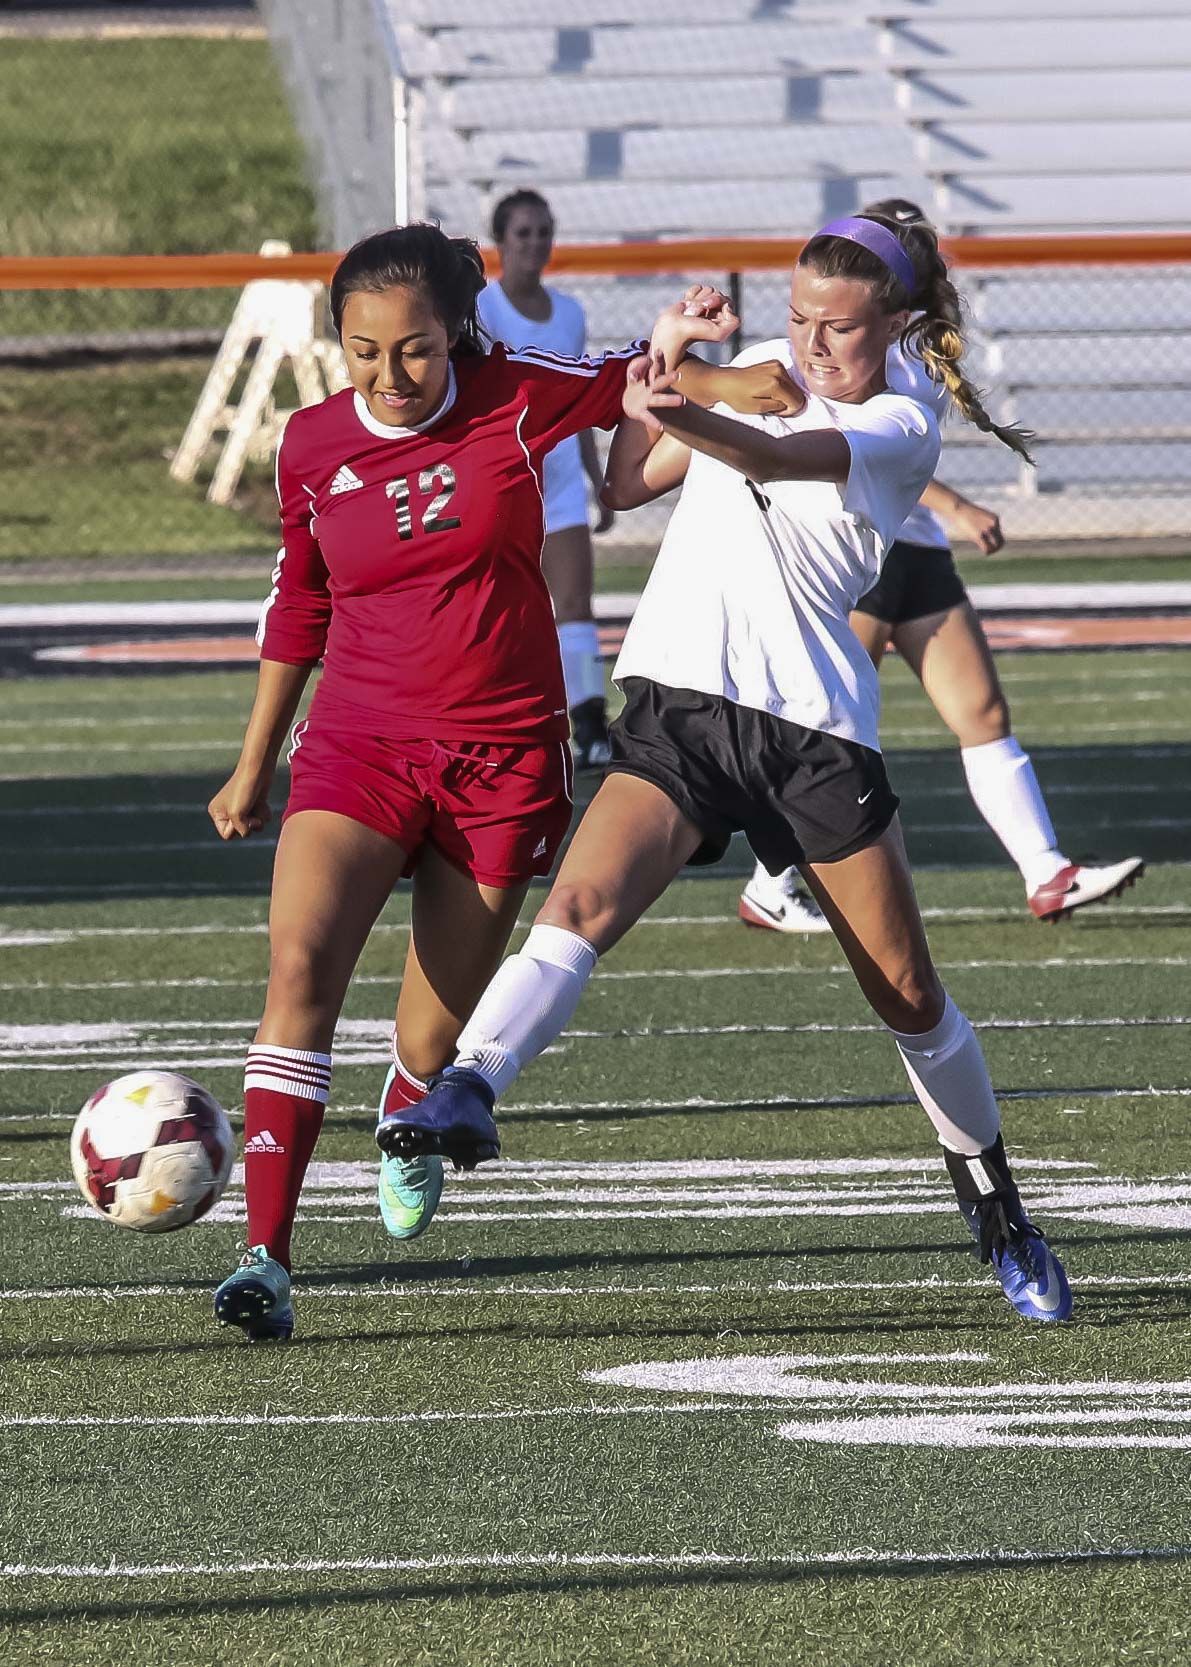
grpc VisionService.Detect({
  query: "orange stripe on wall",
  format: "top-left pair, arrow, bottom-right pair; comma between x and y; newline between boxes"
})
3,235 -> 1191,290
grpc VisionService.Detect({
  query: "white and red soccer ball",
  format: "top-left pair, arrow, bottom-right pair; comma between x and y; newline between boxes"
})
70,1070 -> 234,1233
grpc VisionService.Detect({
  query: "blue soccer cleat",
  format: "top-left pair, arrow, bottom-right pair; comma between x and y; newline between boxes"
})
375,1064 -> 444,1239
959,1200 -> 1073,1323
375,1066 -> 500,1172
214,1244 -> 294,1341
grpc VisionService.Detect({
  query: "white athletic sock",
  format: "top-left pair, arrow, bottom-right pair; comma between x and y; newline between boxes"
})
557,620 -> 606,710
960,736 -> 1067,893
453,923 -> 598,1097
890,993 -> 1002,1156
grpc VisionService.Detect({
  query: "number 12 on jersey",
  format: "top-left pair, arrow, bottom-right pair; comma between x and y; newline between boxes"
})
385,467 -> 461,540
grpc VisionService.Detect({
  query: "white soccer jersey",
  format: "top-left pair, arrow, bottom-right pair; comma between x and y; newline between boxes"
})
477,281 -> 591,532
885,334 -> 951,549
613,337 -> 940,752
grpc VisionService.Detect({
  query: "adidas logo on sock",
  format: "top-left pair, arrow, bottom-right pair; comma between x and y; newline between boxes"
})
329,464 -> 363,495
245,1128 -> 285,1154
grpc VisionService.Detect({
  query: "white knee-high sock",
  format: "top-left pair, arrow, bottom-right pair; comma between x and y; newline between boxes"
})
890,993 -> 1001,1156
454,923 -> 598,1097
960,736 -> 1067,892
557,620 -> 605,710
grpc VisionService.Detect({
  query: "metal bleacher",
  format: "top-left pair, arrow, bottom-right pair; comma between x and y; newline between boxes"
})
261,0 -> 1191,540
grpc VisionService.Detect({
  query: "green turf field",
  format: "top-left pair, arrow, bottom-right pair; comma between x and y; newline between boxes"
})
0,649 -> 1189,1665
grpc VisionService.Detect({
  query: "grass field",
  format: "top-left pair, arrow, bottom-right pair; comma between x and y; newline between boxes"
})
0,359 -> 290,565
0,39 -> 316,263
0,645 -> 1189,1664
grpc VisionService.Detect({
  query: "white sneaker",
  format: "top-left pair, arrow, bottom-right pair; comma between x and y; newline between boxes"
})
1028,857 -> 1145,922
738,866 -> 832,935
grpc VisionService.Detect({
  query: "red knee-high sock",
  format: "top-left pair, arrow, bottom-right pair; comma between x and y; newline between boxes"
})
380,1047 -> 428,1118
242,1044 -> 332,1271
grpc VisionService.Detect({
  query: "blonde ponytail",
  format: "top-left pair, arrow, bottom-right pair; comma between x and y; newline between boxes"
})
901,249 -> 1035,464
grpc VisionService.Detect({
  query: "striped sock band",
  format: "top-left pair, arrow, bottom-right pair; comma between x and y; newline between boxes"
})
244,1044 -> 332,1105
380,1046 -> 428,1119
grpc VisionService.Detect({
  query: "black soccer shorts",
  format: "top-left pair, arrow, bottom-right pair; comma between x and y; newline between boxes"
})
608,678 -> 899,870
853,539 -> 968,625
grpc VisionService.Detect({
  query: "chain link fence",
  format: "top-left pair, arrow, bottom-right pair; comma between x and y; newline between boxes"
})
4,259 -> 1190,567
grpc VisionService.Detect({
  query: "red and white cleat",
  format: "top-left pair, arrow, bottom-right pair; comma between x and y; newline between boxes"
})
1028,857 -> 1145,922
739,868 -> 833,935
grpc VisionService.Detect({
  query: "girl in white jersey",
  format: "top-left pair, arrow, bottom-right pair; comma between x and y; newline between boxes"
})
739,198 -> 1142,934
381,214 -> 1074,1325
477,189 -> 615,771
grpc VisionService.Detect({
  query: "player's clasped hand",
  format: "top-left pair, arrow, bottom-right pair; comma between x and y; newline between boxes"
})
953,500 -> 1004,554
720,357 -> 804,416
622,352 -> 685,437
208,769 -> 273,840
650,283 -> 739,371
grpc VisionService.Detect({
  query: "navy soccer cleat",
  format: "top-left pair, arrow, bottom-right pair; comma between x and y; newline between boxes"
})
959,1198 -> 1073,1323
375,1067 -> 500,1172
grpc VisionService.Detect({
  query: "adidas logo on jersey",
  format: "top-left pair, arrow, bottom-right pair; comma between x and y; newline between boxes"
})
245,1129 -> 285,1155
532,836 -> 548,858
329,464 -> 363,495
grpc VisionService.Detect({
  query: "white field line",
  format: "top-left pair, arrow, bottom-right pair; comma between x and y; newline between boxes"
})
3,1016 -> 1189,1076
6,818 -> 1190,859
7,1086 -> 1191,1122
0,780 -> 1187,823
4,1014 -> 1189,1072
0,1403 -> 801,1432
11,1392 -> 1191,1434
0,1544 -> 1186,1583
0,882 -> 270,897
882,685 -> 1176,705
1,733 -> 1189,762
2,903 -> 1188,947
901,816 -> 1188,834
0,1272 -> 1186,1304
881,724 -> 1191,741
4,952 -> 1191,988
0,714 -> 239,732
3,689 -> 1178,733
0,839 -> 278,857
0,741 -> 234,756
0,802 -> 219,820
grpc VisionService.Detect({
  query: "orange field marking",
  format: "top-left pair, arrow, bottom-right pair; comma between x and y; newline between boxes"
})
32,613 -> 1191,668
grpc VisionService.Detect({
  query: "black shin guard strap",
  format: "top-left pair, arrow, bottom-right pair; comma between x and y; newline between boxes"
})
944,1136 -> 1026,1264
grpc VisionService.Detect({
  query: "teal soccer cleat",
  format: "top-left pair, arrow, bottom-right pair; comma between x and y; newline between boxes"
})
376,1064 -> 445,1240
214,1244 -> 294,1341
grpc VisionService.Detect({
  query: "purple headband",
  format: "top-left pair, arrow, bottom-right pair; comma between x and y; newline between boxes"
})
811,216 -> 917,297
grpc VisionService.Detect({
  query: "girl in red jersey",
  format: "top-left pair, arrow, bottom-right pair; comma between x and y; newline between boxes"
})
206,224 -> 714,1341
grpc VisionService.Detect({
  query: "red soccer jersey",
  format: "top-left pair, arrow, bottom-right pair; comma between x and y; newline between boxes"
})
258,340 -> 642,742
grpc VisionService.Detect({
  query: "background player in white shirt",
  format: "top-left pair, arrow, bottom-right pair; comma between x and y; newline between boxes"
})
738,197 -> 1142,933
477,189 -> 615,770
390,214 -> 1074,1325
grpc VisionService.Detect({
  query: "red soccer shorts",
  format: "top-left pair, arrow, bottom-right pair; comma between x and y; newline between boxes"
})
283,723 -> 574,887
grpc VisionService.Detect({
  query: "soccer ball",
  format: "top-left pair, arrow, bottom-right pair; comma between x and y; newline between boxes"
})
70,1070 -> 234,1233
